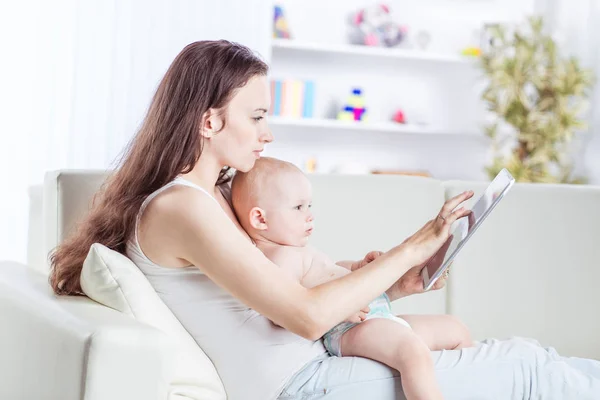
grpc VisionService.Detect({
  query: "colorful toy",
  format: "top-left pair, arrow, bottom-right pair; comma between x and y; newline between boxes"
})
460,28 -> 485,57
273,5 -> 291,39
337,88 -> 368,122
392,109 -> 406,124
305,157 -> 317,173
461,46 -> 482,57
348,4 -> 406,47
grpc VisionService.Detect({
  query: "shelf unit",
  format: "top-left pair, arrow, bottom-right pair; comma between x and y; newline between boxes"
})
267,36 -> 486,179
269,116 -> 484,140
271,38 -> 475,65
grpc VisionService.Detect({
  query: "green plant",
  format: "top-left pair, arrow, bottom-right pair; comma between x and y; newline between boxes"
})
480,16 -> 594,183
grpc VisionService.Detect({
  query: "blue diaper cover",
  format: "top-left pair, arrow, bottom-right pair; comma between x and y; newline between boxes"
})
322,293 -> 411,357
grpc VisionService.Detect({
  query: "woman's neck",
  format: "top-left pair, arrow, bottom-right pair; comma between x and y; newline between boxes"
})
180,152 -> 224,193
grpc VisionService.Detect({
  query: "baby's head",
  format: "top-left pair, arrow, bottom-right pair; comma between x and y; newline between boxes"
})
231,157 -> 314,247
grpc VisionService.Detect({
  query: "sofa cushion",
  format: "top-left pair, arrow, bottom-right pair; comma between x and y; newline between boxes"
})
81,243 -> 226,399
44,171 -> 450,317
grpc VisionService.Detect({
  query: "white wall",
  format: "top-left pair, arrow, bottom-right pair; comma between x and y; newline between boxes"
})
567,0 -> 600,185
535,0 -> 600,184
278,0 -> 536,50
0,0 -> 272,264
2,0 -> 598,264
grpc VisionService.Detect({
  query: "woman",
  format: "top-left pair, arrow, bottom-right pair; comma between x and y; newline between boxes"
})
49,40 -> 600,400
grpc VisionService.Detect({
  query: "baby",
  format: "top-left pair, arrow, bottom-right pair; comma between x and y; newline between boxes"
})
231,157 -> 473,400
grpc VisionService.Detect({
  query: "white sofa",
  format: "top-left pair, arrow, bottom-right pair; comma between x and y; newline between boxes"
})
1,170 -> 599,400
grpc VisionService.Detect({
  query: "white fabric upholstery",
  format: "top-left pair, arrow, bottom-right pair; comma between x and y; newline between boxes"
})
0,262 -> 172,400
43,170 -> 110,272
444,181 -> 600,359
2,169 -> 598,400
81,243 -> 226,399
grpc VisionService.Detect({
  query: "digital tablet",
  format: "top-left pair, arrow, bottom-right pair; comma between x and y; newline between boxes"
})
422,168 -> 515,291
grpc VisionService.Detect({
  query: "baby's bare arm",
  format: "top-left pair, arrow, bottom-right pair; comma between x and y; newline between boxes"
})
301,248 -> 352,289
262,245 -> 307,284
265,245 -> 369,324
265,245 -> 351,288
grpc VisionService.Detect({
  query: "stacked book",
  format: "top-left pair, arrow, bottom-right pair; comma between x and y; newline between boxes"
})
269,79 -> 315,118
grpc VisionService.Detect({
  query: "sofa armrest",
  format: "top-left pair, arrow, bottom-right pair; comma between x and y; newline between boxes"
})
0,262 -> 174,400
43,170 -> 110,274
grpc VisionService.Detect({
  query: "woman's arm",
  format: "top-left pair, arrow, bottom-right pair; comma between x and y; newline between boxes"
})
162,189 -> 410,340
166,187 -> 473,340
337,252 -> 450,302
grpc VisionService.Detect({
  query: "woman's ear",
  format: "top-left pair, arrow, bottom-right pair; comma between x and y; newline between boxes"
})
249,207 -> 268,230
200,108 -> 224,139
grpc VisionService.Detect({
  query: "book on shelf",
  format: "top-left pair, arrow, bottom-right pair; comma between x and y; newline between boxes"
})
270,79 -> 314,118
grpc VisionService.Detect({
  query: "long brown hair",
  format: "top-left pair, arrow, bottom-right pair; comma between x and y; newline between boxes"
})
49,40 -> 268,295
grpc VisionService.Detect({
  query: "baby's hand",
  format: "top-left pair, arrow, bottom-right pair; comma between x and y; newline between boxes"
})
351,250 -> 384,271
345,306 -> 370,323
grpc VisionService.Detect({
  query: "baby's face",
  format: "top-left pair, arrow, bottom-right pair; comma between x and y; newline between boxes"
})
262,172 -> 314,247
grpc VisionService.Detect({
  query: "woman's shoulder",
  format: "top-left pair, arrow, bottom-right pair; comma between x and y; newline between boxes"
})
145,183 -> 221,226
138,182 -> 229,266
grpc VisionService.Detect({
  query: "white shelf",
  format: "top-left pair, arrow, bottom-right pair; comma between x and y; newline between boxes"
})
271,39 -> 474,65
268,116 -> 483,139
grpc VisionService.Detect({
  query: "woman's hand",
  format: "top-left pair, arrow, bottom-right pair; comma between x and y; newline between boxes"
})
385,262 -> 451,300
400,191 -> 473,266
386,190 -> 473,300
353,247 -> 452,299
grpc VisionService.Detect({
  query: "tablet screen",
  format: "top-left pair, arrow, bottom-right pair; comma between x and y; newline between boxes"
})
424,169 -> 515,285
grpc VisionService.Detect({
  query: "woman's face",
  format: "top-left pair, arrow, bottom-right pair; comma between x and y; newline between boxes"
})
210,75 -> 273,172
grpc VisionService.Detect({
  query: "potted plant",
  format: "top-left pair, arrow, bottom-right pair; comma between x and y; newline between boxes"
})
480,16 -> 594,183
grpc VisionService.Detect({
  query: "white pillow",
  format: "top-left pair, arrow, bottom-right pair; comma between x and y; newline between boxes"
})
81,243 -> 227,400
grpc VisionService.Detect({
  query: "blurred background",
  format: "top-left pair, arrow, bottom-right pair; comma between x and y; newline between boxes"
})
1,0 -> 599,264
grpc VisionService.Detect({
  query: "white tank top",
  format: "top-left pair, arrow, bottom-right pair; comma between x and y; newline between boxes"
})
126,177 -> 326,400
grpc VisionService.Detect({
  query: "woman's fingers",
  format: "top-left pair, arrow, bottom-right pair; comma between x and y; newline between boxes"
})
403,192 -> 472,267
435,207 -> 472,234
439,191 -> 473,218
446,207 -> 472,225
433,265 -> 454,291
361,306 -> 370,314
364,251 -> 383,263
432,276 -> 447,290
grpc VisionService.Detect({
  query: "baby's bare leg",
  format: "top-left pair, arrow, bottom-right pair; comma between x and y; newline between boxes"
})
341,318 -> 443,400
400,314 -> 473,351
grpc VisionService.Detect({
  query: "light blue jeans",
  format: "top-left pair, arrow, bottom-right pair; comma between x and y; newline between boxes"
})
278,337 -> 600,399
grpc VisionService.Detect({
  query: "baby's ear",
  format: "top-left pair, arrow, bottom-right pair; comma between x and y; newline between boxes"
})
249,207 -> 268,230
